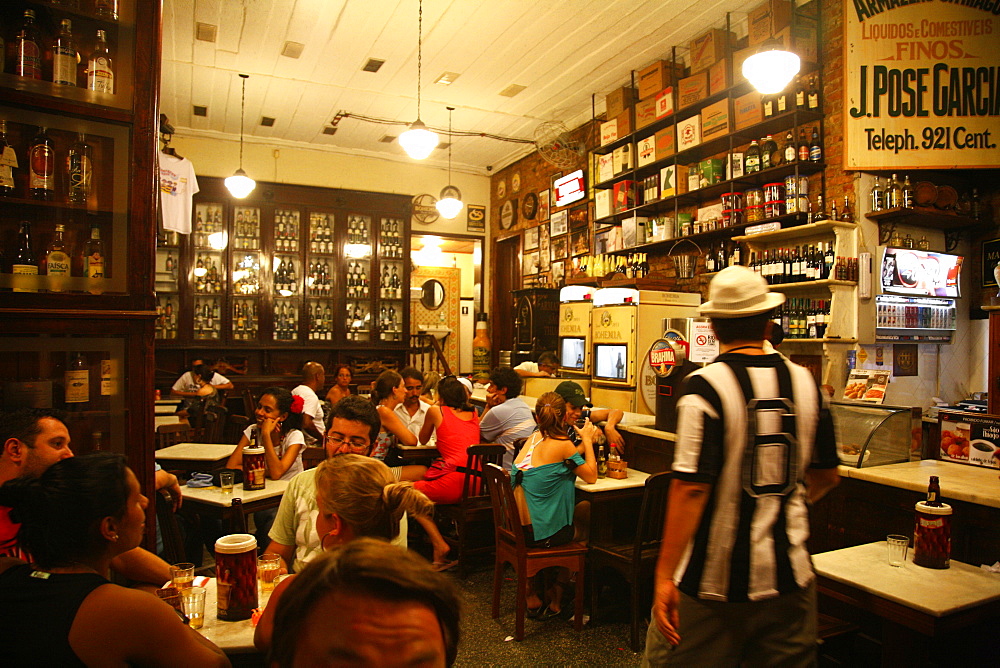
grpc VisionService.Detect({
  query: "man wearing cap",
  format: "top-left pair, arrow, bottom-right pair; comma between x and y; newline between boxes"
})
644,266 -> 840,667
552,380 -> 625,453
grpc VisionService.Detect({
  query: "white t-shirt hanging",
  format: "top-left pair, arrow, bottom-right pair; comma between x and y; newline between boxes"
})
159,151 -> 199,234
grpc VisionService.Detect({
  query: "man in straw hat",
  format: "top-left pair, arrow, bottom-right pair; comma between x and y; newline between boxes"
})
644,266 -> 840,667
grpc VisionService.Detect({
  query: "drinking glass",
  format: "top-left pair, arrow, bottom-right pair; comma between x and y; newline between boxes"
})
887,534 -> 909,567
258,553 -> 281,594
181,586 -> 207,630
219,471 -> 234,495
170,562 -> 195,589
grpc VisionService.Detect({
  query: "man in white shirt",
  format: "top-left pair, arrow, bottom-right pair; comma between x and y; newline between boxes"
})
291,361 -> 326,444
393,367 -> 434,445
170,358 -> 234,398
514,351 -> 559,378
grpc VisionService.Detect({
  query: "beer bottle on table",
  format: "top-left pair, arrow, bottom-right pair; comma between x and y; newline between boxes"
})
597,445 -> 608,479
927,476 -> 942,506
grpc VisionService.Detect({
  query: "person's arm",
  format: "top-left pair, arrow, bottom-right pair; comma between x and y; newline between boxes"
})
225,431 -> 251,470
590,408 -> 625,451
300,413 -> 322,442
418,406 -> 441,445
572,420 -> 599,483
210,373 -> 234,391
170,374 -> 198,398
261,428 -> 303,479
379,406 -> 417,446
651,479 -> 712,647
805,466 -> 840,503
479,404 -> 504,441
109,547 -> 171,587
154,468 -> 182,511
254,572 -> 296,652
212,380 -> 234,391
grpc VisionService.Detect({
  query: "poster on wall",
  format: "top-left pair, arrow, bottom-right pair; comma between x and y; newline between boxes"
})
938,409 -> 1000,469
844,1 -> 1000,170
466,204 -> 485,232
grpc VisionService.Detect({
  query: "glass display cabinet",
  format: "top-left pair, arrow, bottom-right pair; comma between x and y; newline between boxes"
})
829,401 -> 923,468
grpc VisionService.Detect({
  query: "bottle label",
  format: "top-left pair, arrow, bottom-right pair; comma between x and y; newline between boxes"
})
810,146 -> 822,161
784,146 -> 796,163
53,53 -> 77,86
68,155 -> 92,201
86,253 -> 105,278
745,156 -> 759,172
88,59 -> 114,94
17,41 -> 42,78
101,359 -> 116,396
12,263 -> 38,292
473,346 -> 490,372
65,369 -> 90,403
47,250 -> 71,277
0,165 -> 13,189
29,144 -> 54,190
808,92 -> 819,109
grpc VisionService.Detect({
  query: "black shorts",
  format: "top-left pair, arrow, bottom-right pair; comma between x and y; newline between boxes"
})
522,523 -> 574,548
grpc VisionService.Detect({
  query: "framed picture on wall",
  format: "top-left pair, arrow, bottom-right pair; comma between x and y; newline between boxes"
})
538,189 -> 551,221
539,226 -> 550,272
550,209 -> 568,237
552,236 -> 568,261
571,229 -> 590,256
551,260 -> 565,286
523,250 -> 540,275
524,225 -> 539,251
568,204 -> 588,230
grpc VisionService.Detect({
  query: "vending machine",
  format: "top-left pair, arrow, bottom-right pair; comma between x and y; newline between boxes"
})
558,286 -> 593,378
859,247 -> 963,344
590,288 -> 701,413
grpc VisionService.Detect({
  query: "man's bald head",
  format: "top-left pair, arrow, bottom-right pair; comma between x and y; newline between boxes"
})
302,361 -> 326,387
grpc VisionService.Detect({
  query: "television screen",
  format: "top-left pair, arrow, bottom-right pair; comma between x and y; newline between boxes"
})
594,344 -> 628,381
880,247 -> 963,298
553,169 -> 586,208
560,338 -> 586,370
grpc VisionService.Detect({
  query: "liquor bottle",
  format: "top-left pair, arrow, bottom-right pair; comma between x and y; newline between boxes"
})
830,198 -> 838,222
28,127 -> 55,200
869,176 -> 884,213
797,128 -> 809,162
13,10 -> 42,80
52,19 -> 77,87
886,174 -> 903,208
94,0 -> 119,21
87,30 -> 115,94
597,445 -> 608,479
761,135 -> 777,169
12,221 -> 38,291
46,223 -> 72,292
807,76 -> 820,110
83,225 -> 105,291
902,175 -> 914,208
67,134 -> 93,204
615,352 -> 625,379
815,194 -> 825,220
926,475 -> 942,506
65,352 -> 90,406
763,93 -> 774,119
783,131 -> 796,163
841,196 -> 853,223
0,120 -> 14,196
745,140 -> 761,173
917,235 -> 930,251
776,86 -> 788,114
795,76 -> 806,109
809,127 -> 822,162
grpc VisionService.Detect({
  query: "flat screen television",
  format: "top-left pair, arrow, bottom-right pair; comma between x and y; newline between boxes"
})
560,337 -> 586,370
594,343 -> 628,381
879,247 -> 963,298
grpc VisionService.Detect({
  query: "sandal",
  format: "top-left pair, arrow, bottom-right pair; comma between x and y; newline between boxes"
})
526,605 -> 544,619
431,559 -> 458,572
538,605 -> 563,621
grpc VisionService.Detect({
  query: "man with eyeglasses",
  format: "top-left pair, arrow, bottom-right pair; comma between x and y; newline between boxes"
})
264,396 -> 450,573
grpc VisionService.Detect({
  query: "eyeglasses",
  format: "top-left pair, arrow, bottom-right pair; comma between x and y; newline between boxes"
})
325,434 -> 370,452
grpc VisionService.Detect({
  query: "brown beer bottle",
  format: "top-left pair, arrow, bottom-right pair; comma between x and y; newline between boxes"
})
926,475 -> 942,506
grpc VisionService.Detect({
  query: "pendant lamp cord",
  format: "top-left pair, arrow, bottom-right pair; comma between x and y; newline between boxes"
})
416,0 -> 423,120
239,73 -> 248,169
447,107 -> 453,181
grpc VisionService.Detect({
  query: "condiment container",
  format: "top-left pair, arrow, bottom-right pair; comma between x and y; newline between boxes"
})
215,533 -> 258,620
913,501 -> 951,569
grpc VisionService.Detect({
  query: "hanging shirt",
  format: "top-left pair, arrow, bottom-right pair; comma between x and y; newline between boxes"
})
159,151 -> 199,234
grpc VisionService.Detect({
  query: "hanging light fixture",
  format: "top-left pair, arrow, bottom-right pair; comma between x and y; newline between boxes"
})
398,0 -> 439,160
225,73 -> 256,198
435,107 -> 463,219
742,38 -> 801,95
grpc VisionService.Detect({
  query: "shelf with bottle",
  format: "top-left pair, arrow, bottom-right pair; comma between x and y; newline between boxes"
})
273,298 -> 299,342
192,296 -> 221,341
2,2 -> 134,114
305,299 -> 335,342
378,302 -> 404,343
154,246 -> 178,294
273,208 -> 301,253
308,212 -> 337,255
378,260 -> 404,301
378,215 -> 405,259
231,297 -> 258,342
192,250 -> 224,295
272,255 -> 300,298
230,205 -> 261,250
155,294 -> 178,340
343,301 -> 370,343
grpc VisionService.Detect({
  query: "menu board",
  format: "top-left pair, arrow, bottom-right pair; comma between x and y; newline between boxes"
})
939,410 -> 1000,469
842,369 -> 890,403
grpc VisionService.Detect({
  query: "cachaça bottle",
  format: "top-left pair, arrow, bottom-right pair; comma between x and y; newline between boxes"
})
0,120 -> 14,196
87,30 -> 115,94
869,176 -> 884,213
29,127 -> 55,200
14,10 -> 42,80
67,134 -> 93,204
52,19 -> 77,87
83,225 -> 105,294
46,223 -> 71,292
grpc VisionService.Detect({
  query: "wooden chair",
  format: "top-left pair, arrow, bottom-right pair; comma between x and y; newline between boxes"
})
484,463 -> 588,641
154,488 -> 186,565
223,414 -> 251,445
156,422 -> 195,450
302,446 -> 326,470
588,471 -> 671,651
199,404 -> 228,444
242,388 -> 257,418
434,444 -> 506,576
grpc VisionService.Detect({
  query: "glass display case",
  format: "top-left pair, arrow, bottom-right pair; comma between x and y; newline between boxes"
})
829,401 -> 923,468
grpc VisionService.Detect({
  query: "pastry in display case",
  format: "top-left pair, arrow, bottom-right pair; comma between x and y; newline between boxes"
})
829,401 -> 922,468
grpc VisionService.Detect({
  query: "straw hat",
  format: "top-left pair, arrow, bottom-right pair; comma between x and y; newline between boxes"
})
697,266 -> 785,318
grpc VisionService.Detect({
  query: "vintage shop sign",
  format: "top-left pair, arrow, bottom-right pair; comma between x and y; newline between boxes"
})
845,0 -> 1000,170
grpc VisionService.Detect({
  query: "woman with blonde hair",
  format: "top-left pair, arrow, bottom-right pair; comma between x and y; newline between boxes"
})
512,392 -> 597,619
254,454 -> 434,652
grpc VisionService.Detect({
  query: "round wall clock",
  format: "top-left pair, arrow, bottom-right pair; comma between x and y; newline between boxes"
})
497,179 -> 507,199
500,199 -> 518,229
522,192 -> 538,220
511,172 -> 521,193
412,193 -> 440,225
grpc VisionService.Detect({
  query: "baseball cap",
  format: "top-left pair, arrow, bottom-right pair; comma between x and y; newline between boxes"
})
456,377 -> 474,394
554,380 -> 592,408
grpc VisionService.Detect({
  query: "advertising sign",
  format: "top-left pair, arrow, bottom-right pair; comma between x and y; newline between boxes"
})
939,409 -> 1000,469
844,1 -> 1000,170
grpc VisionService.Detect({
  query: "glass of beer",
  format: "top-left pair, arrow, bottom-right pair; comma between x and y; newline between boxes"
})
181,586 -> 207,630
258,553 -> 281,594
170,562 -> 195,590
219,471 -> 234,495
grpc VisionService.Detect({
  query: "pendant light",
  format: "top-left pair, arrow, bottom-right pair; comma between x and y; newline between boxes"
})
225,73 -> 256,198
435,107 -> 463,219
398,0 -> 439,160
742,38 -> 801,95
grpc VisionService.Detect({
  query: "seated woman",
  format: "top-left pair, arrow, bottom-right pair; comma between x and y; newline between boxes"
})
413,376 -> 481,505
512,392 -> 597,619
175,363 -> 221,421
254,454 -> 435,652
0,453 -> 228,667
324,364 -> 354,405
420,370 -> 441,405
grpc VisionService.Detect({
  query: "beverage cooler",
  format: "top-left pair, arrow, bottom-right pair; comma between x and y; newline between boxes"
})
558,286 -> 593,378
590,288 -> 701,413
859,247 -> 962,344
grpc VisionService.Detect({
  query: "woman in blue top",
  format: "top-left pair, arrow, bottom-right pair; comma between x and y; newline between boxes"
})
512,391 -> 597,619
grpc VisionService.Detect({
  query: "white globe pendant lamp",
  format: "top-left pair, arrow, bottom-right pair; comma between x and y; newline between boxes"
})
399,0 -> 438,160
225,73 -> 256,198
742,38 -> 801,95
435,107 -> 463,219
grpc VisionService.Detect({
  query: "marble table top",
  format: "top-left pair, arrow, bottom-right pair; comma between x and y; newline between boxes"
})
156,442 -> 236,461
813,541 -> 1000,618
197,577 -> 276,654
155,415 -> 188,428
155,398 -> 181,406
576,468 -> 649,492
840,460 -> 1000,509
183,479 -> 289,508
155,405 -> 177,415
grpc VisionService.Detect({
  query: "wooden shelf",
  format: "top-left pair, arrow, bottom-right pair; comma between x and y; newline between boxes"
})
865,206 -> 977,230
769,279 -> 857,292
734,219 -> 856,244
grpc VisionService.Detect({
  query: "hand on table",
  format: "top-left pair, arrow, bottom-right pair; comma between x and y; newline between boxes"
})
604,426 -> 625,452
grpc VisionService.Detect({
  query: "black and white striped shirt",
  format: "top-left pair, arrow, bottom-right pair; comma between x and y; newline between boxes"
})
671,352 -> 838,603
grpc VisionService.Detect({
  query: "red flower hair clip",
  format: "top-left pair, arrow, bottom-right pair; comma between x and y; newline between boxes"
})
290,394 -> 305,414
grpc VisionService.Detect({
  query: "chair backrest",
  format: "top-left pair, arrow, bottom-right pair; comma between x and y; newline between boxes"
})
156,422 -> 195,450
224,414 -> 251,445
631,472 -> 672,561
154,488 -> 185,564
460,444 -> 506,502
484,463 -> 526,552
241,388 -> 257,418
511,437 -> 528,460
200,404 -> 228,444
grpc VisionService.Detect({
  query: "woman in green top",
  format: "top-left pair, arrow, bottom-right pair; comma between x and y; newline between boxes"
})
511,391 -> 597,619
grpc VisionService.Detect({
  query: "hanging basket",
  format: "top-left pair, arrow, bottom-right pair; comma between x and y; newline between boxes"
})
668,239 -> 702,279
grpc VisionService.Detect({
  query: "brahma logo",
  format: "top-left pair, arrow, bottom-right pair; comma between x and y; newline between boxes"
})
648,339 -> 677,377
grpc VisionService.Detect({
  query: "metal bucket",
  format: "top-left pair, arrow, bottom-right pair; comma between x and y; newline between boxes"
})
668,239 -> 702,279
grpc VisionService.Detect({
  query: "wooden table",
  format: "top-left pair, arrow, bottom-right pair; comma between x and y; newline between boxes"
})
576,469 -> 650,543
156,442 -> 236,476
396,444 -> 440,465
182,479 -> 289,533
813,541 -> 1000,664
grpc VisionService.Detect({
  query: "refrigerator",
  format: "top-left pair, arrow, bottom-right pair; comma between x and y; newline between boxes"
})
558,286 -> 594,378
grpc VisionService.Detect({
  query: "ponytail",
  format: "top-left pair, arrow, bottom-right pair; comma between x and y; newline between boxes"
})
535,392 -> 568,440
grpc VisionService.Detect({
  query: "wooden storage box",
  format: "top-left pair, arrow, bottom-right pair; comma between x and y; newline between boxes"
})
733,91 -> 762,130
709,59 -> 730,95
701,99 -> 730,140
774,24 -> 818,65
606,86 -> 637,118
678,72 -> 709,108
637,60 -> 686,99
748,0 -> 792,46
654,127 -> 675,160
689,28 -> 734,74
607,459 -> 628,479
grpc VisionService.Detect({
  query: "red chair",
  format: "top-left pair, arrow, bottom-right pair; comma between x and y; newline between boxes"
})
484,463 -> 588,641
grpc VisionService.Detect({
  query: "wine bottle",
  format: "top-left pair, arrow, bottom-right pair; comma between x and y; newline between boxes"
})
87,30 -> 115,94
12,221 -> 38,292
761,135 -> 777,169
14,10 -> 42,80
52,19 -> 77,87
0,121 -> 14,196
65,352 -> 90,406
28,127 -> 55,200
745,140 -> 761,174
46,224 -> 72,292
67,134 -> 93,204
795,76 -> 806,109
841,196 -> 853,223
807,76 -> 820,110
